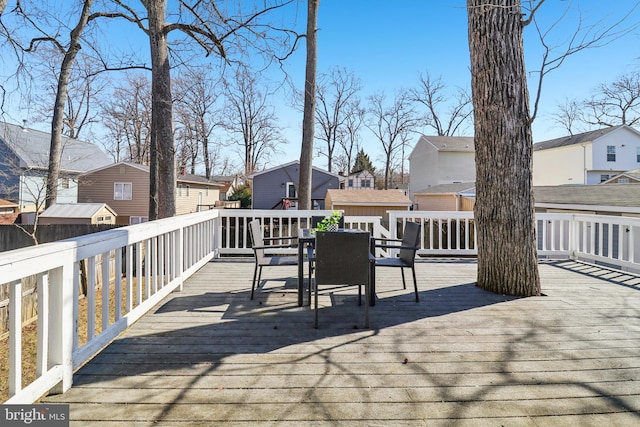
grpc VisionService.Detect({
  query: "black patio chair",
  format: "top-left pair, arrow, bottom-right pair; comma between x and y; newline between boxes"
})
312,230 -> 372,328
248,219 -> 300,300
371,221 -> 421,302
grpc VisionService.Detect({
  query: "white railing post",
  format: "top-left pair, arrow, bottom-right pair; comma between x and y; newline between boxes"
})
9,279 -> 22,398
176,227 -> 184,292
49,263 -> 74,395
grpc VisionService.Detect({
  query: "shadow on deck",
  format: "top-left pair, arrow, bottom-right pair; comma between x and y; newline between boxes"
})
44,259 -> 640,426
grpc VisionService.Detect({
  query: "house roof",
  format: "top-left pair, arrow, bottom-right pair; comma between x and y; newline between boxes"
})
414,182 -> 477,195
532,125 -> 633,151
81,161 -> 222,187
0,121 -> 111,172
416,135 -> 475,152
602,168 -> 640,183
533,184 -> 640,210
247,160 -> 339,179
0,198 -> 19,208
327,189 -> 412,206
39,203 -> 116,219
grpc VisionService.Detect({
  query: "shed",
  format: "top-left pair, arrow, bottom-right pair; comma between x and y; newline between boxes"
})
325,189 -> 412,223
413,182 -> 476,211
39,203 -> 117,225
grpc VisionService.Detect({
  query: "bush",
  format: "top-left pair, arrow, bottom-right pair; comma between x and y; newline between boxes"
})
229,184 -> 252,208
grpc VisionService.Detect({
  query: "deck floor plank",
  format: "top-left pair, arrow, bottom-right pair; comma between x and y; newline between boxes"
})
43,259 -> 640,426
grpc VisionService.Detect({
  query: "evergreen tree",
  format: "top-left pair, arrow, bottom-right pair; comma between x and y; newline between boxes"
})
351,149 -> 375,174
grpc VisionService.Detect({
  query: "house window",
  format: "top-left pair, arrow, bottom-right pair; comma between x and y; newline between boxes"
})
286,182 -> 297,198
186,185 -> 190,197
600,174 -> 610,183
348,179 -> 354,188
130,216 -> 148,224
60,177 -> 70,189
637,147 -> 640,162
178,184 -> 182,196
97,216 -> 104,222
104,216 -> 112,221
114,182 -> 132,200
619,178 -> 629,183
361,179 -> 371,188
607,145 -> 616,162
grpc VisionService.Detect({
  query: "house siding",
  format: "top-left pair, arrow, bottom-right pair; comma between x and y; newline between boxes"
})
78,164 -> 149,224
176,181 -> 220,214
414,194 -> 457,211
252,162 -> 338,209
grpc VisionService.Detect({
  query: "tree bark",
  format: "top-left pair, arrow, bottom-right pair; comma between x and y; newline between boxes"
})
147,0 -> 176,219
45,0 -> 93,209
298,0 -> 319,210
467,0 -> 540,296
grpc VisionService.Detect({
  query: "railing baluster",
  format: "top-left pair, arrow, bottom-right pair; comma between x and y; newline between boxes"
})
9,279 -> 22,397
87,256 -> 96,341
36,273 -> 49,377
102,251 -> 110,332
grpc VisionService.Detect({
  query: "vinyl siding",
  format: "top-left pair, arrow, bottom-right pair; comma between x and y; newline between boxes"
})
176,182 -> 220,214
78,164 -> 149,223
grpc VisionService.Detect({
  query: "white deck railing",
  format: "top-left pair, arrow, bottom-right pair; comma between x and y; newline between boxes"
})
2,209 -> 640,404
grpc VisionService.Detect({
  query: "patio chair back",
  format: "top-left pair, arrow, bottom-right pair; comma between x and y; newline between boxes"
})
399,221 -> 421,265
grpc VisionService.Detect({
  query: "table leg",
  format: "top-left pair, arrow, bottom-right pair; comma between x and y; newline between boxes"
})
298,242 -> 304,306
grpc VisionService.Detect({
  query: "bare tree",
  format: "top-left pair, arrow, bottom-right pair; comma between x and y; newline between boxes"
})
173,66 -> 223,178
111,0 -> 294,220
298,0 -> 319,211
334,103 -> 365,174
583,71 -> 640,127
314,66 -> 362,172
527,0 -> 640,122
409,71 -> 473,136
100,73 -> 152,164
550,97 -> 583,135
223,66 -> 284,177
468,0 -> 540,296
366,90 -> 419,190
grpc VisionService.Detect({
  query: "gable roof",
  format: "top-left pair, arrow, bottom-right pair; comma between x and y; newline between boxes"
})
602,168 -> 640,184
39,203 -> 116,219
417,135 -> 475,152
532,125 -> 635,151
534,183 -> 640,211
0,121 -> 111,172
414,182 -> 476,195
248,160 -> 339,179
326,189 -> 412,206
81,161 -> 222,187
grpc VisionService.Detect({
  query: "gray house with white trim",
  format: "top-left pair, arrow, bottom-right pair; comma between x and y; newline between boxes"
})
0,121 -> 111,212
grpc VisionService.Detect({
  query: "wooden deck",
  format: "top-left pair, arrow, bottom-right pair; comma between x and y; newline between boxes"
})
44,258 -> 640,426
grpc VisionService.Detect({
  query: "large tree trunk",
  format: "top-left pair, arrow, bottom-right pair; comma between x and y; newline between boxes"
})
147,0 -> 176,219
467,0 -> 540,296
45,0 -> 93,209
298,0 -> 319,210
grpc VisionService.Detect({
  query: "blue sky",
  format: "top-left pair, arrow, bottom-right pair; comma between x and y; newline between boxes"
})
2,1 -> 640,173
271,0 -> 640,168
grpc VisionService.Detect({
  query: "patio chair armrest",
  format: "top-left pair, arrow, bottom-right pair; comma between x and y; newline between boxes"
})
373,243 -> 418,250
252,243 -> 298,250
370,237 -> 403,243
263,236 -> 298,243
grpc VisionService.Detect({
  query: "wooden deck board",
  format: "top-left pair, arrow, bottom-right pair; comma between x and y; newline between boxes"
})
43,259 -> 640,425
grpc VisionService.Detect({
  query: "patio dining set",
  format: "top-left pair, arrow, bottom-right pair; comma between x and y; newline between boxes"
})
248,218 -> 422,328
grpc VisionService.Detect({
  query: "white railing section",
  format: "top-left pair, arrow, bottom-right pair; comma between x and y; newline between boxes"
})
4,209 -> 640,404
1,209 -> 220,404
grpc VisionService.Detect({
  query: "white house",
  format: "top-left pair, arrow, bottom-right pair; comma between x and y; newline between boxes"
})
339,169 -> 375,190
532,125 -> 640,186
408,135 -> 475,199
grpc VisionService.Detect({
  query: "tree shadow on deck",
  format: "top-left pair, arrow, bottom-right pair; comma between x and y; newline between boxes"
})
62,261 -> 640,423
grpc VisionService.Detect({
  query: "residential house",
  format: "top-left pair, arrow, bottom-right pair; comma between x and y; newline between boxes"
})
532,125 -> 640,186
414,181 -> 640,218
78,162 -> 222,225
408,135 -> 475,199
534,184 -> 640,217
0,121 -> 111,212
38,203 -> 117,225
339,169 -> 375,190
248,161 -> 340,210
324,189 -> 412,223
602,168 -> 640,184
0,198 -> 19,224
413,182 -> 476,211
211,175 -> 242,201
